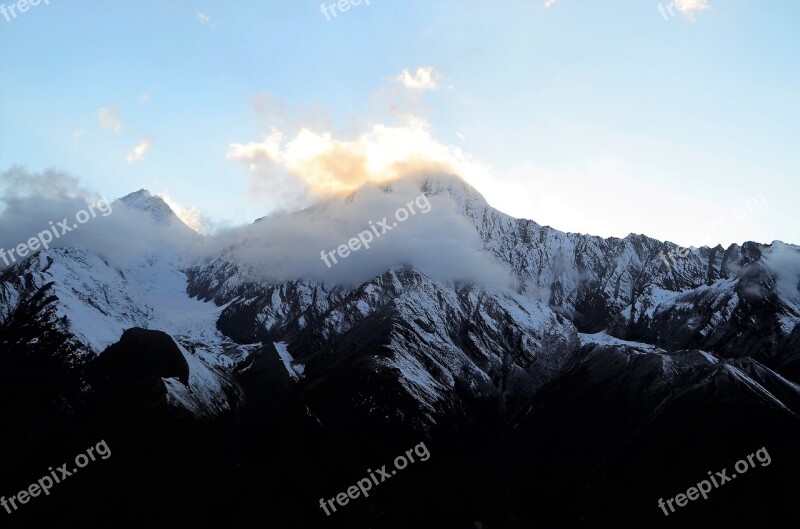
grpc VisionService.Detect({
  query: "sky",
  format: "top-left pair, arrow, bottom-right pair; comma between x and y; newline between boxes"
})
1,0 -> 798,248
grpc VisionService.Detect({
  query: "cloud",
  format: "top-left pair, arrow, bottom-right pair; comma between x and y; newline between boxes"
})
764,242 -> 800,307
544,0 -> 559,7
206,177 -> 514,288
394,67 -> 439,92
72,129 -> 86,141
226,127 -> 308,208
227,116 -> 494,208
95,106 -> 123,133
0,167 -> 513,291
126,139 -> 152,164
223,85 -> 518,289
0,167 -> 200,271
674,0 -> 711,21
157,193 -> 210,234
0,166 -> 85,202
197,11 -> 214,27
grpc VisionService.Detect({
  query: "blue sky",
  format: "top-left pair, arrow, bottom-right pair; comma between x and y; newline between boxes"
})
1,0 -> 798,247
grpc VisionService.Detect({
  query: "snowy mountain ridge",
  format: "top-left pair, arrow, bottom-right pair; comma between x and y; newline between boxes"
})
1,175 -> 798,421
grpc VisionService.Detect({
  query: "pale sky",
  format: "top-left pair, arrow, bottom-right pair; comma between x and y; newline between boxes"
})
1,0 -> 798,248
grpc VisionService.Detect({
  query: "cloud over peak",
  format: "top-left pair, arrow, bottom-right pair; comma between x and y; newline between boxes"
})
227,116 -> 493,210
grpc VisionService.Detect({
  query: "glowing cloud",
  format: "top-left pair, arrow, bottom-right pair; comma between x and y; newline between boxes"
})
157,193 -> 209,234
126,139 -> 152,164
227,117 -> 494,202
675,0 -> 710,21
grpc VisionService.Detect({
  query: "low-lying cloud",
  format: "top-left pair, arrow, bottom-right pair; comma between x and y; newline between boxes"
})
207,177 -> 513,288
0,167 -> 513,291
0,167 -> 198,270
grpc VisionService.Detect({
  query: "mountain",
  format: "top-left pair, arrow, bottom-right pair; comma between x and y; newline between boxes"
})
1,178 -> 798,528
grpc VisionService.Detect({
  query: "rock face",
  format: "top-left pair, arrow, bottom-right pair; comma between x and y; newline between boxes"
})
91,328 -> 191,388
0,179 -> 798,528
504,345 -> 800,528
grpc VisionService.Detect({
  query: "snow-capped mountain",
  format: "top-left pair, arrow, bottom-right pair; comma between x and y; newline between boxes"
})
1,179 -> 798,528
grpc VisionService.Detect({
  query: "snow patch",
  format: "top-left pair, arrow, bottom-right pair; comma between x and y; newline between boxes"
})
274,341 -> 305,381
698,351 -> 719,364
162,341 -> 234,417
578,331 -> 657,351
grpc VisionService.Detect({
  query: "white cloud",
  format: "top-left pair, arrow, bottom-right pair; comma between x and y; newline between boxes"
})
394,67 -> 439,92
0,167 -> 201,271
157,193 -> 209,234
0,167 -> 513,289
72,129 -> 86,141
674,0 -> 711,21
197,11 -> 214,26
227,117 -> 493,204
126,139 -> 152,164
95,106 -> 123,133
206,177 -> 514,288
544,0 -> 559,8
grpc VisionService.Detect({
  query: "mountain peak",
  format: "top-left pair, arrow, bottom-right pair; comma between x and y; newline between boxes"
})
128,189 -> 152,198
338,174 -> 489,214
418,174 -> 489,210
117,189 -> 177,225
